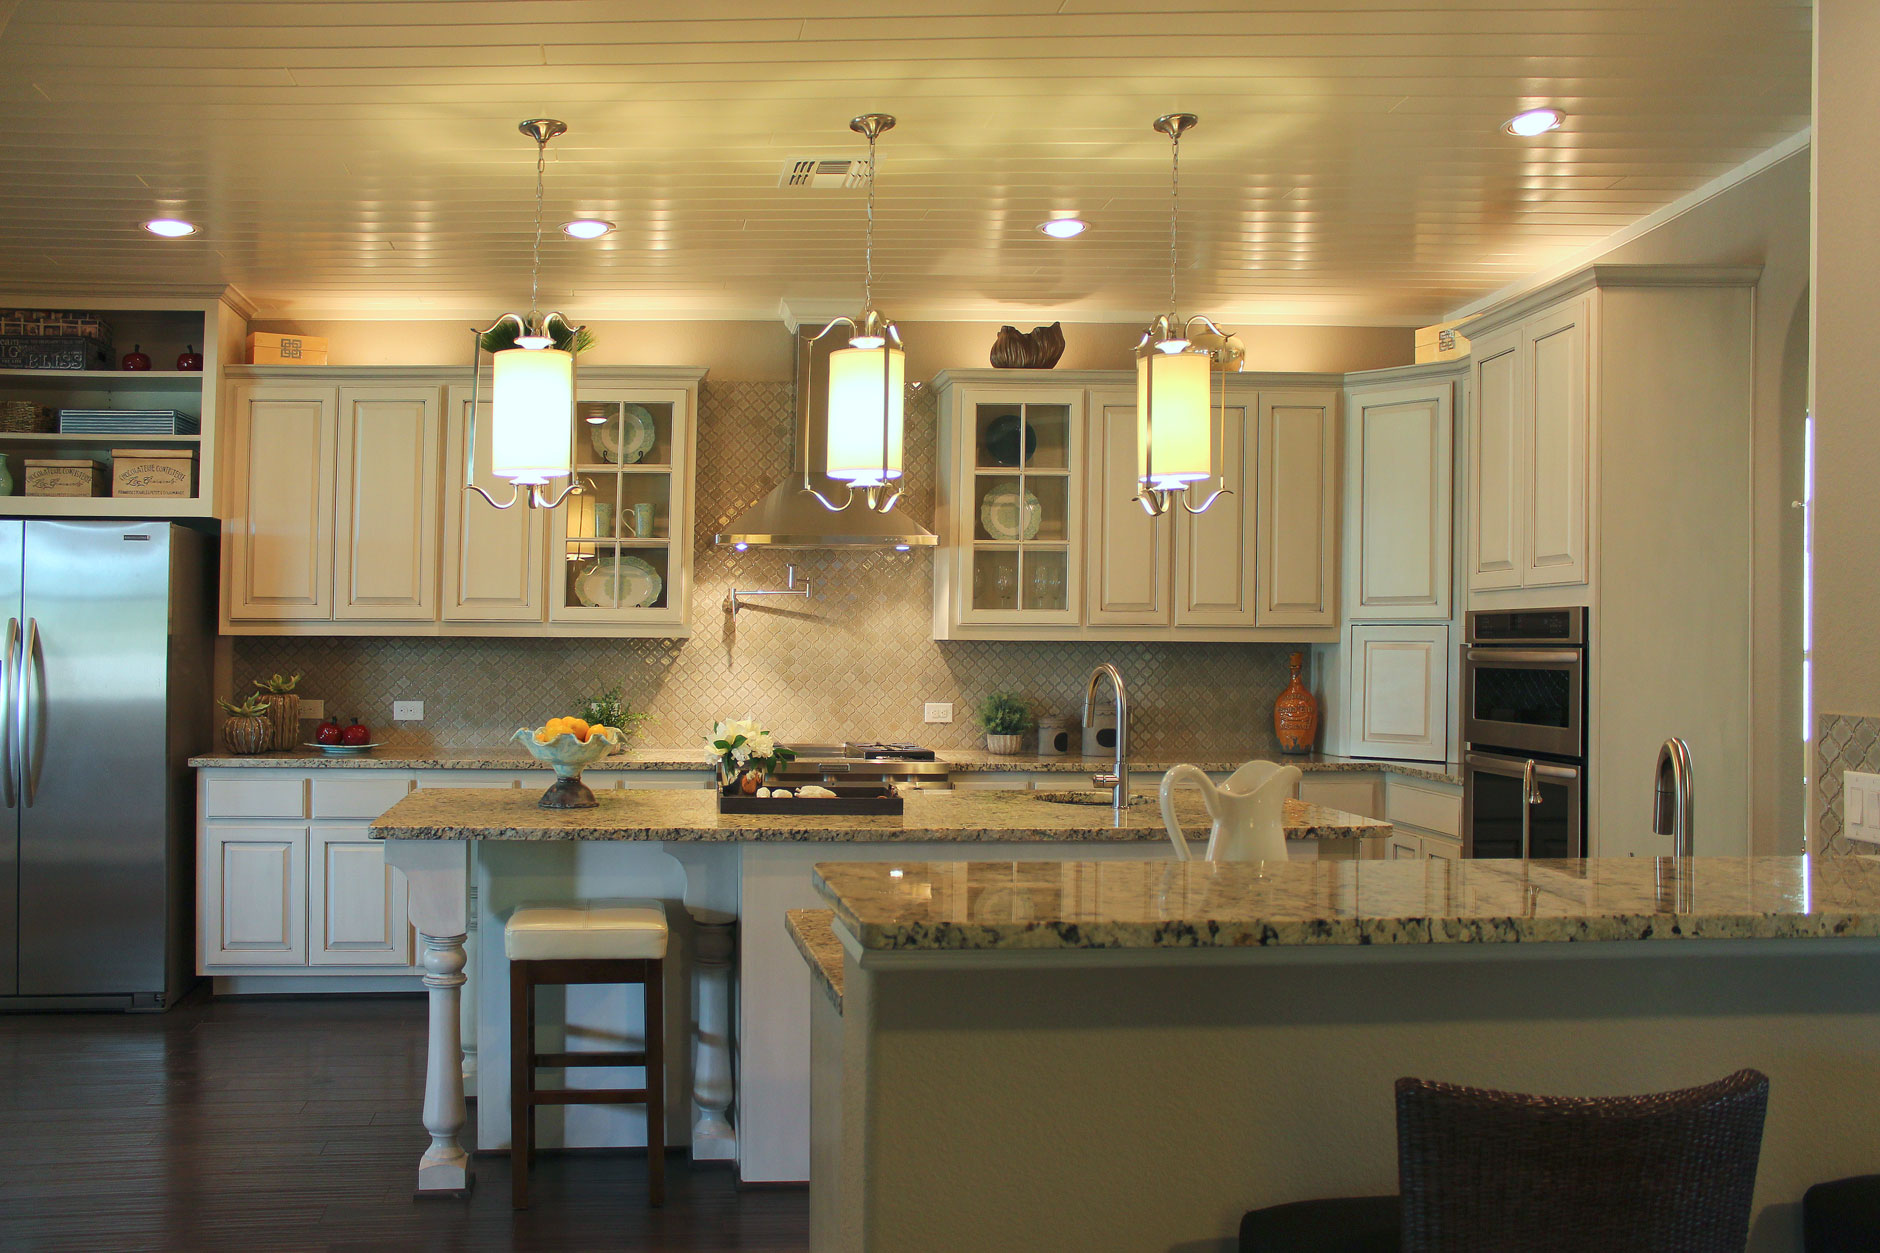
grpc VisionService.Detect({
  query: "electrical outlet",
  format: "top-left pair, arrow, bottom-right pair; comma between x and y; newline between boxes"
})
393,700 -> 425,722
300,699 -> 325,721
924,702 -> 953,724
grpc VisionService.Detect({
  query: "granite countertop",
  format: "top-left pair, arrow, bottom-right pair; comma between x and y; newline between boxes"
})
786,909 -> 844,1013
367,787 -> 1390,844
191,745 -> 1462,786
810,856 -> 1880,952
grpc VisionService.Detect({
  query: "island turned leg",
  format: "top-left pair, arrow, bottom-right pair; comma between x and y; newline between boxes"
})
385,839 -> 473,1197
691,914 -> 738,1161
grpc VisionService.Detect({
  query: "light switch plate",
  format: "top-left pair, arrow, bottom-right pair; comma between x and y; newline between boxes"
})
1846,770 -> 1880,844
924,702 -> 953,724
300,699 -> 325,720
393,700 -> 424,722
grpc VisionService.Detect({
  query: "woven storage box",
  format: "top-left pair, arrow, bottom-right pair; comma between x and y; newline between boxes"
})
0,310 -> 112,340
247,332 -> 328,365
24,459 -> 106,497
0,401 -> 53,433
111,448 -> 194,498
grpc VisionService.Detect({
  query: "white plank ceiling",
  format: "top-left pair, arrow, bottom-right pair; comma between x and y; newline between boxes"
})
0,1 -> 1812,325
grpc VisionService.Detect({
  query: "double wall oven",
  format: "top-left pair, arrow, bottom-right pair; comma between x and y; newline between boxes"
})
1462,608 -> 1587,859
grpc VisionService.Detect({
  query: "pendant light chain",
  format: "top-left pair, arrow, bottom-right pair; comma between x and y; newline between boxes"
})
529,133 -> 547,325
1168,125 -> 1181,318
863,129 -> 877,309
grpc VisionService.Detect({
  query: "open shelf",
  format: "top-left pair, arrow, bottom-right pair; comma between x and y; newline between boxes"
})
0,369 -> 204,387
0,432 -> 200,445
0,495 -> 212,519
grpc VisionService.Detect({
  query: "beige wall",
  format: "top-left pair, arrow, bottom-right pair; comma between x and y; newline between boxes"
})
1812,3 -> 1880,836
248,317 -> 1414,380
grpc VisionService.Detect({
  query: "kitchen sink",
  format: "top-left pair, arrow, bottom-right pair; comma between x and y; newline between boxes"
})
1032,790 -> 1154,808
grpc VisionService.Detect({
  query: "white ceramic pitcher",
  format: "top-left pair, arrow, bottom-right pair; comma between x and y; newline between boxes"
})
1159,760 -> 1303,862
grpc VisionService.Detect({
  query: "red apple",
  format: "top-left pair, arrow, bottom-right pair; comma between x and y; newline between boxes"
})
314,718 -> 342,745
341,718 -> 371,746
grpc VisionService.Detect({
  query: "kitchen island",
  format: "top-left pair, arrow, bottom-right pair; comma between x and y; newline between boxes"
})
802,855 -> 1880,1253
368,786 -> 1387,1194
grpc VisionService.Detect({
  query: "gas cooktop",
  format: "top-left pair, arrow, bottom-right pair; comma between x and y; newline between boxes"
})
790,742 -> 937,762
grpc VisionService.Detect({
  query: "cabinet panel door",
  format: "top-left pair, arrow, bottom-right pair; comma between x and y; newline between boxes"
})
309,824 -> 412,967
202,824 -> 307,967
1469,328 -> 1524,590
1523,300 -> 1589,587
1350,383 -> 1452,619
226,385 -> 336,621
334,386 -> 441,621
441,385 -> 544,622
1254,391 -> 1338,628
1084,392 -> 1170,626
1173,403 -> 1256,626
1345,624 -> 1449,762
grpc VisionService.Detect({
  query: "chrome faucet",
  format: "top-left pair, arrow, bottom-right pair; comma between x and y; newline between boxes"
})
1653,737 -> 1694,857
1084,663 -> 1130,817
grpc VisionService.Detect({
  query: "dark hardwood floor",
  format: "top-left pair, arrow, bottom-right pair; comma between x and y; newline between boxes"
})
0,993 -> 809,1253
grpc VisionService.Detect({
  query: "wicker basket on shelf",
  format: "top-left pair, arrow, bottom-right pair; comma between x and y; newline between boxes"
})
0,401 -> 53,434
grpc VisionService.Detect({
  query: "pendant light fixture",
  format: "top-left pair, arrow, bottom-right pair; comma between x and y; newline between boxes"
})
805,113 -> 905,514
1135,113 -> 1231,517
464,118 -> 588,511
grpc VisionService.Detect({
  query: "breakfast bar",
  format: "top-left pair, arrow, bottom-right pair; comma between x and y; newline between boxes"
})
368,786 -> 1389,1194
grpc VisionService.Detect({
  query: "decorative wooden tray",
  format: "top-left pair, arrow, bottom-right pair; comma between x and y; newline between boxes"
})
717,784 -> 904,816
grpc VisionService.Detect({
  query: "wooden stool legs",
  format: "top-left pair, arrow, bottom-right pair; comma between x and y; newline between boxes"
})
509,957 -> 667,1210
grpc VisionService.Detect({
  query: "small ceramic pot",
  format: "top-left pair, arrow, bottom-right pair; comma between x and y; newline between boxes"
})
515,726 -> 624,808
718,761 -> 765,794
257,692 -> 298,753
223,715 -> 271,755
985,733 -> 1024,756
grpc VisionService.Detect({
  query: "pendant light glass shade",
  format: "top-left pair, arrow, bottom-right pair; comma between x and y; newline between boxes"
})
826,343 -> 905,488
1135,347 -> 1212,490
490,346 -> 574,484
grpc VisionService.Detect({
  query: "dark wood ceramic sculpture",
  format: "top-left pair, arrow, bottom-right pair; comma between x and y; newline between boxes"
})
990,321 -> 1066,369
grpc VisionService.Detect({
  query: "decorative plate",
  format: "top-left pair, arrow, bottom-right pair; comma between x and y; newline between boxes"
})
982,414 -> 1037,467
591,404 -> 656,465
576,554 -> 663,608
979,485 -> 1043,541
303,742 -> 383,756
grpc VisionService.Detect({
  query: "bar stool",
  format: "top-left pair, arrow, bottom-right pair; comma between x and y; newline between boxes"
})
505,899 -> 669,1210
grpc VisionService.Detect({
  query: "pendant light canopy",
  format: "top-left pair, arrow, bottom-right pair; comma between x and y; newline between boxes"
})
465,118 -> 588,511
804,113 -> 906,514
1135,113 -> 1232,517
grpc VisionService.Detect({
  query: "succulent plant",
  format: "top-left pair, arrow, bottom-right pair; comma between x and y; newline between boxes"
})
254,672 -> 301,694
219,694 -> 270,718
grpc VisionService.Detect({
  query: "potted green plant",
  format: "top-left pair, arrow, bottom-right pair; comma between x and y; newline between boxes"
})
707,716 -> 798,794
252,672 -> 301,753
218,695 -> 273,756
973,691 -> 1033,756
577,686 -> 652,757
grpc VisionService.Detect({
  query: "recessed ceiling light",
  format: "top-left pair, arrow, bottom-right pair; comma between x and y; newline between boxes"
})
561,219 -> 615,239
1037,218 -> 1089,239
142,218 -> 197,237
1503,108 -> 1565,137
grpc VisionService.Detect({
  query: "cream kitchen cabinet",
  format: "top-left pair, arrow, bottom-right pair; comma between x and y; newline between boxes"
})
933,369 -> 1340,642
1466,295 -> 1589,594
222,365 -> 702,637
1344,624 -> 1449,762
1344,374 -> 1455,620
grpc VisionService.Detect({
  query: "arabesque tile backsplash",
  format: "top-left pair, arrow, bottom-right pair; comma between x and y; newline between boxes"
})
233,381 -> 1306,756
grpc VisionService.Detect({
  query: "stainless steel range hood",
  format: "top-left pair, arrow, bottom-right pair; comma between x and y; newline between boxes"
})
713,326 -> 936,550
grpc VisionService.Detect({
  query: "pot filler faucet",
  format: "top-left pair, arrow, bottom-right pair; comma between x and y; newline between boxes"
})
1653,736 -> 1694,857
1085,663 -> 1130,817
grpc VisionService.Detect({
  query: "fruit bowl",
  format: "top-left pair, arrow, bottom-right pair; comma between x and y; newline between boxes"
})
514,726 -> 625,808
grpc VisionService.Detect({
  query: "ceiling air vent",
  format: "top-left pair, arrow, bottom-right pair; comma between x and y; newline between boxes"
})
779,157 -> 867,190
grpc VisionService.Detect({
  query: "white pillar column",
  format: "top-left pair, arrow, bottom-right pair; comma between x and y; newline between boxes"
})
385,838 -> 473,1196
690,911 -> 737,1160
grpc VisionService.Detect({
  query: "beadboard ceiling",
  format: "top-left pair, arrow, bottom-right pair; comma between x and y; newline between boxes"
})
0,1 -> 1812,325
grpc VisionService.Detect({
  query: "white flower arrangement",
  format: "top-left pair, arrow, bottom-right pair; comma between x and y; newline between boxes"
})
707,716 -> 796,786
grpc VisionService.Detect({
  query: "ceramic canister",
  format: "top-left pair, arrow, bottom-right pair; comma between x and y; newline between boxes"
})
1035,715 -> 1071,756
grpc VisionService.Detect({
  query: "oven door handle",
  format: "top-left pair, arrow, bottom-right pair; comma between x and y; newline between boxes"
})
1465,647 -> 1582,666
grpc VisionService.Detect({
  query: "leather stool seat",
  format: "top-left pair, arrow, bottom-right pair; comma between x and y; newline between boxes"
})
504,899 -> 668,961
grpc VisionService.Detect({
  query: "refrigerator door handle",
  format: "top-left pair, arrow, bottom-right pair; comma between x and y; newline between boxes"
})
1,617 -> 16,809
20,617 -> 38,808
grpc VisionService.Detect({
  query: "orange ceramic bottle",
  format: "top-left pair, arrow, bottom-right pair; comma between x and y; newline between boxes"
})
1273,651 -> 1318,755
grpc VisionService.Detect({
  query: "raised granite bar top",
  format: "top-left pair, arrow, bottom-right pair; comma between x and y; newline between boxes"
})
191,745 -> 1461,786
367,787 -> 1389,844
810,856 -> 1880,951
786,909 -> 844,1013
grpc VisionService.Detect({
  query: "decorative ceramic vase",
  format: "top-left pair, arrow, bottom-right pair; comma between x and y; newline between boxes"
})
0,454 -> 13,498
223,714 -> 271,755
718,760 -> 766,794
1273,651 -> 1318,755
515,726 -> 624,808
985,733 -> 1024,756
257,692 -> 298,753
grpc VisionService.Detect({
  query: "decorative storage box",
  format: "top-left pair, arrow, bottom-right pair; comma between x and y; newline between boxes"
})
247,332 -> 328,366
1415,318 -> 1471,364
24,459 -> 106,497
0,310 -> 112,340
0,401 -> 54,434
0,336 -> 112,371
111,449 -> 194,498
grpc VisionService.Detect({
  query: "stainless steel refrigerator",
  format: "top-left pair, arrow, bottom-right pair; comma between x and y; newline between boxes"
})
0,522 -> 213,1010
